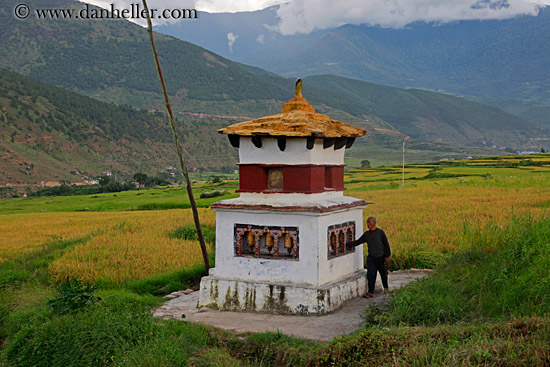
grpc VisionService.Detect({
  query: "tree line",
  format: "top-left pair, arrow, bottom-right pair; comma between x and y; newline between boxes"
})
31,173 -> 171,197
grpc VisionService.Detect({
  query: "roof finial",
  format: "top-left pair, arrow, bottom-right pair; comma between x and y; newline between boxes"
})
295,78 -> 303,98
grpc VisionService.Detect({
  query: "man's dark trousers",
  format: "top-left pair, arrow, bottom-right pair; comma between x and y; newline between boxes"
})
366,255 -> 388,294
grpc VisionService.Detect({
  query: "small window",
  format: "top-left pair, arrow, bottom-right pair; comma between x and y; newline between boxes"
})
267,168 -> 283,190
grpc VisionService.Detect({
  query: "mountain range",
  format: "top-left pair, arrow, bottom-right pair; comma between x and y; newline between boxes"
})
157,5 -> 550,123
1,0 -> 548,185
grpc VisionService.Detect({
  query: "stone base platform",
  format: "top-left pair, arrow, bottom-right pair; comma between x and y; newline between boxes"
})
155,270 -> 432,341
197,270 -> 367,315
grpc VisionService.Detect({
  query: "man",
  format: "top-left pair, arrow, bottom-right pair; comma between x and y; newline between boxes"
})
347,216 -> 391,297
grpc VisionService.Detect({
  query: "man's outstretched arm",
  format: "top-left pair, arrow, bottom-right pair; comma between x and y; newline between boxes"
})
347,231 -> 368,247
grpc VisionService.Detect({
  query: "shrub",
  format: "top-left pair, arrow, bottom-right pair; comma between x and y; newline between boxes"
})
199,190 -> 226,199
136,202 -> 190,210
172,224 -> 216,245
47,278 -> 100,315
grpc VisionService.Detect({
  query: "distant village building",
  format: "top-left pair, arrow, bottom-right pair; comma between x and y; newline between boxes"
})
198,80 -> 368,314
41,181 -> 61,187
82,176 -> 100,185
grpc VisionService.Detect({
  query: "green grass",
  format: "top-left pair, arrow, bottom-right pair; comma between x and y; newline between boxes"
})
309,317 -> 550,367
345,153 -> 550,190
0,184 -> 238,215
345,143 -> 501,168
4,292 -> 212,367
0,236 -> 92,289
0,223 -> 214,366
364,215 -> 550,327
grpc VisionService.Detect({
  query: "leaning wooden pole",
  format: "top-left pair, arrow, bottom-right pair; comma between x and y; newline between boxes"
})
142,0 -> 210,272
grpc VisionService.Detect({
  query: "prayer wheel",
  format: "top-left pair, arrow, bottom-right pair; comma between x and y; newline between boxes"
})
247,231 -> 254,247
265,232 -> 274,252
284,233 -> 292,254
330,232 -> 337,255
339,231 -> 346,253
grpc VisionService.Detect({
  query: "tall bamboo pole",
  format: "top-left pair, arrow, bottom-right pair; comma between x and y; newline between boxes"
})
141,0 -> 210,272
402,136 -> 409,188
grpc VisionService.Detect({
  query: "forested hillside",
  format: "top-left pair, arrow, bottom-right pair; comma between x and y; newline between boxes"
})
1,0 -> 291,116
304,75 -> 544,148
0,69 -> 238,185
1,0 -> 542,151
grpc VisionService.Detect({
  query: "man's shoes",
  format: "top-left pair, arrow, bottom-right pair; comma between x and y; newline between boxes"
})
363,293 -> 374,298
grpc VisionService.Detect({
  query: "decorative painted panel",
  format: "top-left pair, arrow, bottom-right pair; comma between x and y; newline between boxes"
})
327,221 -> 355,259
234,224 -> 299,260
267,168 -> 283,190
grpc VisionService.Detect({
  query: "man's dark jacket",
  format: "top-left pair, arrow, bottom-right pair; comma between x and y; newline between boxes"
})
347,228 -> 391,258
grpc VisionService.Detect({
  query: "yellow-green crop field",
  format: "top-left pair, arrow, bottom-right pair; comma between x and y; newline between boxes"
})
1,153 -> 549,284
0,209 -> 216,283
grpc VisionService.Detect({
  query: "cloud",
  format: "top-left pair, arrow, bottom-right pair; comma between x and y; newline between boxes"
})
275,0 -> 550,35
195,0 -> 283,13
81,0 -> 285,26
227,32 -> 239,52
256,34 -> 265,43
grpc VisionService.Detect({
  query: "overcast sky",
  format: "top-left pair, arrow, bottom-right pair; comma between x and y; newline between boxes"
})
81,0 -> 282,14
82,0 -> 550,34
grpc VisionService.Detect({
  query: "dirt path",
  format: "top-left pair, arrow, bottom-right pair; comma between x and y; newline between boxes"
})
153,269 -> 431,342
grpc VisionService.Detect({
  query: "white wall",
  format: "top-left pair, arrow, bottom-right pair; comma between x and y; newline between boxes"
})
212,209 -> 321,286
238,137 -> 346,166
317,207 -> 364,284
211,205 -> 365,287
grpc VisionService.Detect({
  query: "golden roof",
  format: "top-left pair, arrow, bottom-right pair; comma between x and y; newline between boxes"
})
218,80 -> 366,138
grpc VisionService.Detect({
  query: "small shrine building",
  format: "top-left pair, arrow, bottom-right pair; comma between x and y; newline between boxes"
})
198,80 -> 368,314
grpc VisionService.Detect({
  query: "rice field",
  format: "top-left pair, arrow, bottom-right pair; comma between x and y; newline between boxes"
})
354,185 -> 549,268
49,209 -> 215,283
1,153 -> 549,283
0,209 -> 216,283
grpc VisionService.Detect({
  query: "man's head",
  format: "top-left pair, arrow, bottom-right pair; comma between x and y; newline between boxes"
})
367,216 -> 377,231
